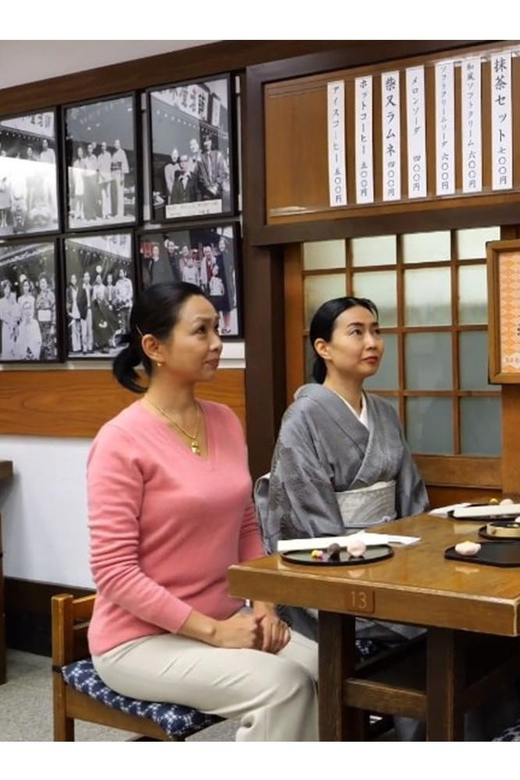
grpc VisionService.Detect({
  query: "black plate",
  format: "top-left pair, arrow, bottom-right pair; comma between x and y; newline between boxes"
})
448,511 -> 519,522
478,522 -> 520,541
280,545 -> 394,567
445,541 -> 520,567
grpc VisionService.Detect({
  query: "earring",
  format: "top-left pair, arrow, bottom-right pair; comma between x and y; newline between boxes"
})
156,362 -> 162,369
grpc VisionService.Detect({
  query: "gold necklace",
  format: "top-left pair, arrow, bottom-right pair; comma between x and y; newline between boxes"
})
145,397 -> 202,455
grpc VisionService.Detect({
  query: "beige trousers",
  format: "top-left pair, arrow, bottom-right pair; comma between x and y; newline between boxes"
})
93,628 -> 318,742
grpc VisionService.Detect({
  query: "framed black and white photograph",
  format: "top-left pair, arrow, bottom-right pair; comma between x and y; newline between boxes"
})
0,239 -> 61,362
148,75 -> 234,222
0,109 -> 59,237
139,223 -> 241,337
63,232 -> 135,358
63,94 -> 138,231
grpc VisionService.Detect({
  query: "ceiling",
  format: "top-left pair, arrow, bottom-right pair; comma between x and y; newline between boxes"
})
0,41 -> 219,90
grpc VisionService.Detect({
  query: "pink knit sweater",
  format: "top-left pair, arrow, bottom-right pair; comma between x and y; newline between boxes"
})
87,400 -> 265,655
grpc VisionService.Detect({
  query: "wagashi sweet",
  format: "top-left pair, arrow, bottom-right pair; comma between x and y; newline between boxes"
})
346,538 -> 367,558
454,541 -> 481,556
326,543 -> 341,562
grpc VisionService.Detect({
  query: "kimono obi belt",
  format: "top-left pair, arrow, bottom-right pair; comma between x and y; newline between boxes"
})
336,480 -> 396,527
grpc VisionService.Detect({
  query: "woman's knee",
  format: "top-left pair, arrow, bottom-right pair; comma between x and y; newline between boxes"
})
264,657 -> 317,708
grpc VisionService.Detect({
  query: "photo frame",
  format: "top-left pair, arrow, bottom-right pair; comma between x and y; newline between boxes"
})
0,108 -> 60,238
63,94 -> 138,232
487,238 -> 520,383
139,223 -> 241,337
0,238 -> 63,363
147,75 -> 235,223
63,231 -> 136,359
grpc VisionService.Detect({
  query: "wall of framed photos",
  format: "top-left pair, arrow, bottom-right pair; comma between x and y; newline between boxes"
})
0,75 -> 241,371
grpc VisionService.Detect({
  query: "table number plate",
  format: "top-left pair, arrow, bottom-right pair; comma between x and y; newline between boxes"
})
344,586 -> 374,614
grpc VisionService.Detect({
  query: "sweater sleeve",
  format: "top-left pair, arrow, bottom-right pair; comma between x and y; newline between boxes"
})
239,499 -> 265,562
87,423 -> 193,633
218,403 -> 264,563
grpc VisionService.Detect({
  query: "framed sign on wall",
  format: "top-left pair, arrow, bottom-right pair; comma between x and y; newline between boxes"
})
487,238 -> 520,383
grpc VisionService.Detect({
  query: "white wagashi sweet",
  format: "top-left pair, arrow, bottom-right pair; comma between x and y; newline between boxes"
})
500,498 -> 514,505
455,541 -> 481,557
515,517 -> 520,524
346,538 -> 367,558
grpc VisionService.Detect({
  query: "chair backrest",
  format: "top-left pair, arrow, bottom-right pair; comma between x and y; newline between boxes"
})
51,593 -> 95,667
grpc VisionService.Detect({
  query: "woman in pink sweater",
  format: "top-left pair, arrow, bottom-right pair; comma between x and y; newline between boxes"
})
88,281 -> 318,741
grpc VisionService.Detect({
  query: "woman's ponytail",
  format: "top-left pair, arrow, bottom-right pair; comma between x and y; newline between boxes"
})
112,333 -> 147,393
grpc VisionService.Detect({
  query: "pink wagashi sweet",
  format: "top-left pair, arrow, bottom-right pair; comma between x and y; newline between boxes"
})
346,538 -> 367,558
454,541 -> 481,557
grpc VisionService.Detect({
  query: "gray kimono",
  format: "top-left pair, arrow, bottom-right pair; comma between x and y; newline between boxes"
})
255,384 -> 429,643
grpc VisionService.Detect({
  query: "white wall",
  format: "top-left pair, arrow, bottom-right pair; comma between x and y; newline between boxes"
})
0,40 -> 244,588
0,437 -> 94,587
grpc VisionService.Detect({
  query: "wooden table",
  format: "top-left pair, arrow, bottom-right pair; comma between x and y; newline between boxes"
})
0,460 -> 14,685
228,514 -> 520,740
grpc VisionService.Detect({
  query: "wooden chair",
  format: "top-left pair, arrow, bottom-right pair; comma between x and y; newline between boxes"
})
52,593 -> 221,741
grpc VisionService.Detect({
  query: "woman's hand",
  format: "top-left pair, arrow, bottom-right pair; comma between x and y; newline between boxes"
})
257,612 -> 291,654
211,612 -> 262,649
252,601 -> 290,654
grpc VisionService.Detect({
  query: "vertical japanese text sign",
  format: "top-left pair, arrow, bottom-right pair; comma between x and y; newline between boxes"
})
382,71 -> 401,201
406,66 -> 427,198
461,57 -> 482,194
327,80 -> 347,207
491,52 -> 512,191
355,76 -> 374,203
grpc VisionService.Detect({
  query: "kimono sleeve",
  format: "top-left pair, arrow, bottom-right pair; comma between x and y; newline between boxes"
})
395,428 -> 430,517
259,414 -> 345,553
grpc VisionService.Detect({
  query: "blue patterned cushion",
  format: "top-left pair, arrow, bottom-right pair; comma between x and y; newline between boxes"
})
62,658 -> 221,739
493,718 -> 520,741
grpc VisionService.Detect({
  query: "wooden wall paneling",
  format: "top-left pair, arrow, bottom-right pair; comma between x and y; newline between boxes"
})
261,42 -> 520,236
0,369 -> 245,438
265,84 -> 329,217
482,58 -> 492,190
415,455 -> 501,488
242,244 -> 286,479
501,385 -> 520,498
427,486 -> 500,508
250,40 -> 487,239
284,245 -> 305,405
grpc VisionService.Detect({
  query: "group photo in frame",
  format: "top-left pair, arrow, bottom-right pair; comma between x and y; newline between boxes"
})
0,239 -> 61,363
63,231 -> 135,359
148,75 -> 234,222
0,109 -> 59,238
63,94 -> 138,232
139,223 -> 240,336
487,238 -> 520,383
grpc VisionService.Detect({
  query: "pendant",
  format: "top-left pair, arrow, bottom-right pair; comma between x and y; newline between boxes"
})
190,440 -> 201,456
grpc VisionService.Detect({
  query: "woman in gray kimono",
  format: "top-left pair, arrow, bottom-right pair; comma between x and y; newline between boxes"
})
255,296 -> 429,651
256,295 -> 520,740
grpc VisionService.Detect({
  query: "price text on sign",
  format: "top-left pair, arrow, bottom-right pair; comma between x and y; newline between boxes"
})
344,587 -> 374,614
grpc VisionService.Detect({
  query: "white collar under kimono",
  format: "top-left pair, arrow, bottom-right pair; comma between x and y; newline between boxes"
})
330,390 -> 370,430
